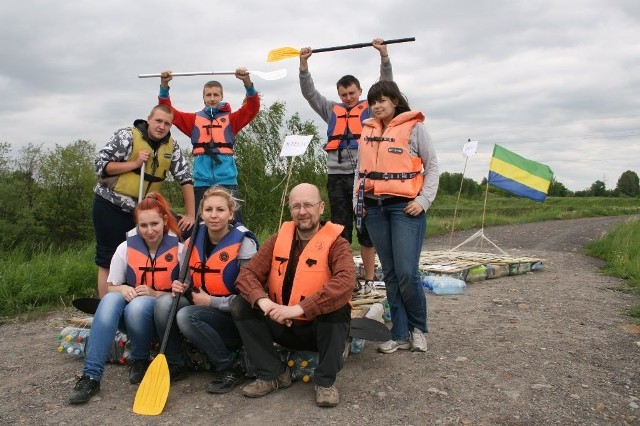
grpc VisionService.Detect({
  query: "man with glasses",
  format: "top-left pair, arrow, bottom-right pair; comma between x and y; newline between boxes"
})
231,183 -> 355,408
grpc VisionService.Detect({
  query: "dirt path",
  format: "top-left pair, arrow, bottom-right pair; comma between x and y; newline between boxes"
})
1,216 -> 638,425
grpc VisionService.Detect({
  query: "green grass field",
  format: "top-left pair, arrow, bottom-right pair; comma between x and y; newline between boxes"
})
1,195 -> 638,319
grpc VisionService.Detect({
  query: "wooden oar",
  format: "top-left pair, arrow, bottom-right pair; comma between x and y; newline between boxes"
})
267,37 -> 415,62
138,69 -> 287,80
132,206 -> 201,416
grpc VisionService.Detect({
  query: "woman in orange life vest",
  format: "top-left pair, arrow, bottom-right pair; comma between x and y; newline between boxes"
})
69,192 -> 183,405
154,186 -> 258,392
354,80 -> 439,355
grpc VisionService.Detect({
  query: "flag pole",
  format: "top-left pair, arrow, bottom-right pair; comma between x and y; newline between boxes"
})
450,144 -> 506,254
278,156 -> 296,228
451,179 -> 505,254
480,175 -> 491,250
448,155 -> 468,250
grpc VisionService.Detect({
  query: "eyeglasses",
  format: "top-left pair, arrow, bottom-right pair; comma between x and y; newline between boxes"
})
289,201 -> 322,213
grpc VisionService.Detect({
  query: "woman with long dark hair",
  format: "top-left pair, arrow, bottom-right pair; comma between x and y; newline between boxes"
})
354,80 -> 439,354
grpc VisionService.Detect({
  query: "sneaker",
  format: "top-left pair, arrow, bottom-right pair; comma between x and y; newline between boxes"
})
68,375 -> 100,404
206,366 -> 246,394
242,367 -> 292,398
411,330 -> 428,352
168,364 -> 189,382
129,359 -> 150,384
315,384 -> 339,407
378,339 -> 411,354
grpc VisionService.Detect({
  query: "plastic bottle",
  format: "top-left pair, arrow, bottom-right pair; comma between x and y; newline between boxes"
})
110,331 -> 129,364
530,260 -> 543,271
382,299 -> 392,322
350,337 -> 365,354
466,265 -> 487,282
57,326 -> 90,358
365,303 -> 385,323
287,351 -> 318,382
422,275 -> 466,295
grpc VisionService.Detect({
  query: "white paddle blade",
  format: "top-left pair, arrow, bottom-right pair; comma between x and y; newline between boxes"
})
249,68 -> 287,80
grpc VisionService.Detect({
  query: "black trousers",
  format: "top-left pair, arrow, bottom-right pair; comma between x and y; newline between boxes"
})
230,297 -> 351,387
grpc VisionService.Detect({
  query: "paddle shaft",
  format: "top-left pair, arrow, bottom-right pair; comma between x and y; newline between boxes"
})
137,69 -> 286,80
157,203 -> 201,354
138,163 -> 145,203
312,37 -> 415,54
138,71 -> 236,78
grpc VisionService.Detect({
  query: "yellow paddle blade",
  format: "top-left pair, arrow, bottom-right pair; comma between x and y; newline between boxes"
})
132,354 -> 170,416
267,47 -> 301,62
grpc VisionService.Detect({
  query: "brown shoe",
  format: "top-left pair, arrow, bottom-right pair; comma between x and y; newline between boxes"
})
242,367 -> 291,398
315,384 -> 339,407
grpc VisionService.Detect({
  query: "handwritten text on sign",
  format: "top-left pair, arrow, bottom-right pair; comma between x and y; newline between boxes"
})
280,135 -> 313,157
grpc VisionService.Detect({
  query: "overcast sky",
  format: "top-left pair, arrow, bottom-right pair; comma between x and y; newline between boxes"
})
1,0 -> 638,191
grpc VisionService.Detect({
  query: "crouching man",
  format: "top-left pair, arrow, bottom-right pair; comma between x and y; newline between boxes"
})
230,183 -> 355,407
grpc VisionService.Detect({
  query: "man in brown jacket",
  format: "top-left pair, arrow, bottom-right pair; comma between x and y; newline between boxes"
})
230,183 -> 355,408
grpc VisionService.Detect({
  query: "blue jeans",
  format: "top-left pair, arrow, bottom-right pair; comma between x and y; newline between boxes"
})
154,293 -> 191,366
176,304 -> 242,371
364,201 -> 427,341
82,291 -> 156,381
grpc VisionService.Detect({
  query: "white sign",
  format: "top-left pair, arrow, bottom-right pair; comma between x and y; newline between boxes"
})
462,140 -> 478,158
279,135 -> 313,157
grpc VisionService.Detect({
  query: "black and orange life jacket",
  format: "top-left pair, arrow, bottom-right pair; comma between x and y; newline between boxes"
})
125,229 -> 179,291
188,224 -> 256,296
325,101 -> 369,151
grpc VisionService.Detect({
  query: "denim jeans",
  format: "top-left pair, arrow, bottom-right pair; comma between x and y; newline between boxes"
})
154,293 -> 191,366
176,304 -> 242,371
364,201 -> 427,341
82,291 -> 156,381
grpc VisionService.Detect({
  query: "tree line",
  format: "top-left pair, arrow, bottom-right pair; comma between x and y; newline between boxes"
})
1,100 -> 638,251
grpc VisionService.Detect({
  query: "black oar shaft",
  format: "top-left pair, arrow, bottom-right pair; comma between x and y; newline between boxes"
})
157,204 -> 201,354
312,37 -> 415,54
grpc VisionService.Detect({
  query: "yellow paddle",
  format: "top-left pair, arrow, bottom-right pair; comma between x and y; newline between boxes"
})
267,37 -> 415,62
133,207 -> 201,416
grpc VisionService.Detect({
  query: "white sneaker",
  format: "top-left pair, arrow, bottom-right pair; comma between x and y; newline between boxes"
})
378,339 -> 411,354
410,330 -> 428,352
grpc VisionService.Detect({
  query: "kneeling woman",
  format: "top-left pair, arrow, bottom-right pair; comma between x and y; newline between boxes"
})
69,192 -> 183,404
154,186 -> 258,392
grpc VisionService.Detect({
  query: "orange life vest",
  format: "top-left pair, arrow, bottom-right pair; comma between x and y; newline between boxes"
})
188,224 -> 256,296
125,229 -> 179,291
192,111 -> 235,158
356,111 -> 425,198
325,101 -> 369,151
267,221 -> 344,319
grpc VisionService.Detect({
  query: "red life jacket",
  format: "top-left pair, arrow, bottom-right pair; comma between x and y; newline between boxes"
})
191,110 -> 235,158
325,101 -> 369,151
356,111 -> 426,198
125,229 -> 179,291
267,221 -> 344,320
188,224 -> 256,296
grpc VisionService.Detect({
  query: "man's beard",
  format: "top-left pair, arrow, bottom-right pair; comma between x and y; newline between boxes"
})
295,218 -> 318,233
